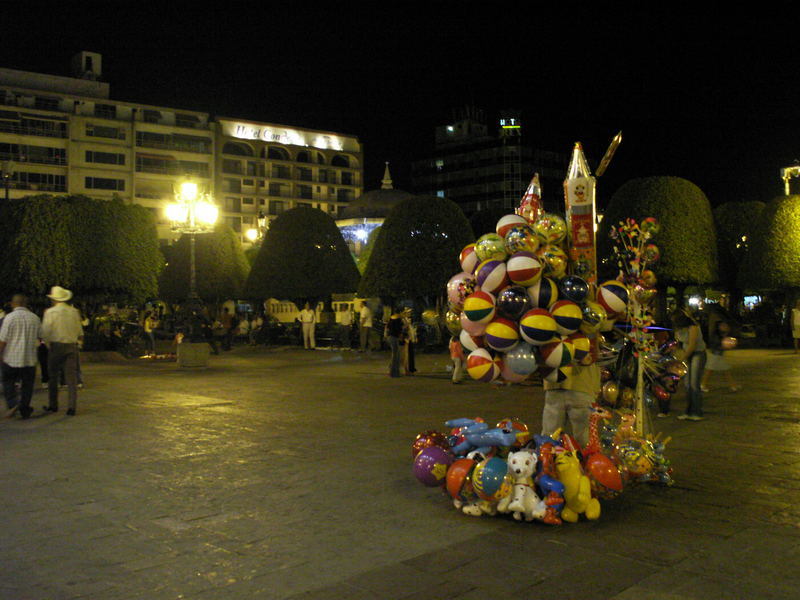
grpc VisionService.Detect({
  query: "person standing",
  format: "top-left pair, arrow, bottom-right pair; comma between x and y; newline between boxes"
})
299,302 -> 316,350
339,305 -> 353,349
449,336 -> 464,384
402,308 -> 417,375
143,311 -> 157,356
792,300 -> 800,354
250,313 -> 263,346
670,308 -> 707,421
359,301 -> 373,353
220,308 -> 233,351
41,286 -> 84,416
384,307 -> 404,377
0,294 -> 42,419
701,318 -> 740,393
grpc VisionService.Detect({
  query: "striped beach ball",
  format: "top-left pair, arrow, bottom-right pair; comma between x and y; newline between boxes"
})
568,332 -> 591,363
475,259 -> 510,295
467,348 -> 502,382
540,338 -> 573,369
539,365 -> 573,383
506,252 -> 543,287
550,300 -> 583,336
484,317 -> 520,352
459,329 -> 484,352
496,214 -> 528,238
526,277 -> 558,309
519,308 -> 558,345
597,280 -> 629,317
459,243 -> 480,274
463,290 -> 496,324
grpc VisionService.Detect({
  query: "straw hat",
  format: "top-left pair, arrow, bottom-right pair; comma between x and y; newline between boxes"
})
47,286 -> 72,302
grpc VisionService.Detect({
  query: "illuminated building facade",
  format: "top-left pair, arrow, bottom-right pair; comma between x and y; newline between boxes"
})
0,53 -> 363,245
409,107 -> 569,216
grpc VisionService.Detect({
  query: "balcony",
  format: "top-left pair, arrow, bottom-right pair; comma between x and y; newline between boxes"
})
0,121 -> 67,139
8,181 -> 67,193
0,151 -> 67,166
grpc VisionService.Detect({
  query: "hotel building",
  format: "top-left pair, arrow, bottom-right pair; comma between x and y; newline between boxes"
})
0,52 -> 362,245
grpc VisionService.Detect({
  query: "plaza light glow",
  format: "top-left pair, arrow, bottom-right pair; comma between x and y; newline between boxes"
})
245,228 -> 259,242
195,201 -> 218,226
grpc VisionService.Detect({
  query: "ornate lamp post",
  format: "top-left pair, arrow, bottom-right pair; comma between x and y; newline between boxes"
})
1,160 -> 15,200
165,179 -> 218,308
245,210 -> 268,243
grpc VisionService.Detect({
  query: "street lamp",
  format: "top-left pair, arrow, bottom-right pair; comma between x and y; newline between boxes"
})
1,160 -> 15,200
166,179 -> 218,307
245,210 -> 268,243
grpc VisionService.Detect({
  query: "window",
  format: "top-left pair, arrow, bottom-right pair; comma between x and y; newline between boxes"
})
176,113 -> 200,128
12,172 -> 66,191
243,197 -> 254,205
143,110 -> 161,123
298,185 -> 312,199
94,103 -> 117,119
0,143 -> 66,165
272,165 -> 290,179
85,176 -> 125,191
224,197 -> 241,212
341,172 -> 353,185
268,200 -> 288,214
86,150 -> 125,165
222,159 -> 242,174
296,151 -> 310,163
222,142 -> 253,156
297,167 -> 312,181
87,124 -> 124,140
331,155 -> 350,168
34,96 -> 60,111
223,179 -> 241,193
225,216 -> 241,232
267,147 -> 289,161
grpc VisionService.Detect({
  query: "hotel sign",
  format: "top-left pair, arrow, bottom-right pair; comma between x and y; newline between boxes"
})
220,119 -> 359,153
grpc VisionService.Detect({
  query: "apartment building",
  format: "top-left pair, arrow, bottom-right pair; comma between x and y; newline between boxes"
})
0,52 -> 362,244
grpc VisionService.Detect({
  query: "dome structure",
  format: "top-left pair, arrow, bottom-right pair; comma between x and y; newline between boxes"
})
337,162 -> 414,256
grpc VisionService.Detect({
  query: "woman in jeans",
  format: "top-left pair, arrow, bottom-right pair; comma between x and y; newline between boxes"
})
670,309 -> 707,421
384,307 -> 406,377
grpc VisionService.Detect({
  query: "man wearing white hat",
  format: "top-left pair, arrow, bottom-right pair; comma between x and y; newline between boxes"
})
41,286 -> 83,415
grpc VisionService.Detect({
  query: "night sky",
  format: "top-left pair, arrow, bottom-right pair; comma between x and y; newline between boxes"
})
2,6 -> 798,209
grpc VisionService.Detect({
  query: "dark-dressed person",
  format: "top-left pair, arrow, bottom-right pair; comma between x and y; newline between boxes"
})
41,286 -> 83,416
0,294 -> 42,419
384,307 -> 405,377
402,308 -> 417,375
669,308 -> 707,421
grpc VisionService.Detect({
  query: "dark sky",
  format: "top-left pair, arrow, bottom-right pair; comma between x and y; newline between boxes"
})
2,5 -> 797,209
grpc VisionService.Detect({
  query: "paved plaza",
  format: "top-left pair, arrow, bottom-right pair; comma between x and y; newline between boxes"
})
1,345 -> 799,599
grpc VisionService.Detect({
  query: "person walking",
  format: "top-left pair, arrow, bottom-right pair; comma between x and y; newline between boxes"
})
384,307 -> 405,377
359,301 -> 373,353
298,302 -> 316,350
449,336 -> 464,384
0,294 -> 42,419
670,308 -> 707,421
143,310 -> 157,356
701,317 -> 740,393
41,286 -> 84,416
249,313 -> 263,346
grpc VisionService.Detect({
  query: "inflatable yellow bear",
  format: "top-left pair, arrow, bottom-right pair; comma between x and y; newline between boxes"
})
554,450 -> 601,522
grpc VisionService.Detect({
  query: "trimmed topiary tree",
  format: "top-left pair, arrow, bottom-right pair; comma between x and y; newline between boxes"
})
359,195 -> 474,302
0,195 -> 162,304
159,223 -> 250,303
738,195 -> 800,291
599,177 -> 718,299
713,201 -> 765,298
245,206 -> 359,304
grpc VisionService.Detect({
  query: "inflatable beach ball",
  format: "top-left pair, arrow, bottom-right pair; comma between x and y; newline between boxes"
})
475,259 -> 510,295
519,308 -> 558,345
474,233 -> 507,262
496,214 -> 528,238
506,252 -> 542,287
537,245 -> 568,279
484,317 -> 519,352
504,224 -> 540,255
550,300 -> 583,336
459,244 -> 480,274
463,290 -> 496,324
539,364 -> 572,383
568,332 -> 591,363
459,329 -> 484,352
413,446 -> 454,487
597,280 -> 629,317
467,348 -> 502,382
526,277 -> 558,309
540,338 -> 573,369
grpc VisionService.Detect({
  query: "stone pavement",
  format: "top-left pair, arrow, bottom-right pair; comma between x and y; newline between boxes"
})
1,346 -> 799,599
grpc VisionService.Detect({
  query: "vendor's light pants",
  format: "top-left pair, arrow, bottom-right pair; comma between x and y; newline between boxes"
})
541,389 -> 593,447
302,322 -> 315,349
451,357 -> 463,382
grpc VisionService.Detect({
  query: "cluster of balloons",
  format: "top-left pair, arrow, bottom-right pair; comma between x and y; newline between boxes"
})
411,408 -> 672,523
445,212 -> 631,385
